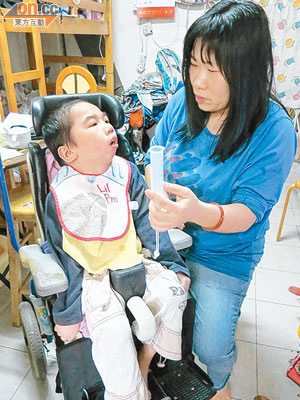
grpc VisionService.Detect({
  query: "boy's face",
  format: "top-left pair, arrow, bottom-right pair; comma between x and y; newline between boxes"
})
67,101 -> 118,174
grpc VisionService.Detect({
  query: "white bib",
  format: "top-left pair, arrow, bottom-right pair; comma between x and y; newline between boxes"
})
50,156 -> 131,241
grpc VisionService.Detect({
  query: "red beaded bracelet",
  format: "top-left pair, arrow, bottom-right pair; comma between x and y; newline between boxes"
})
202,202 -> 225,231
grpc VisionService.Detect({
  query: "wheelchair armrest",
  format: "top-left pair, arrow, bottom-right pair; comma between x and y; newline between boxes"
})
168,229 -> 193,251
19,244 -> 68,297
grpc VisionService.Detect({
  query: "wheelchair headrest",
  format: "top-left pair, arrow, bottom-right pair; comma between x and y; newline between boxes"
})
31,93 -> 125,137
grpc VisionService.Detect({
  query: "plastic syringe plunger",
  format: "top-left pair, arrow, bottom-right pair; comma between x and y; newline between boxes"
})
149,145 -> 165,259
149,145 -> 164,196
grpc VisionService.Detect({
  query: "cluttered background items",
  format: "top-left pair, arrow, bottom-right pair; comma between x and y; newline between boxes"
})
0,79 -> 39,116
0,111 -> 42,163
119,48 -> 183,173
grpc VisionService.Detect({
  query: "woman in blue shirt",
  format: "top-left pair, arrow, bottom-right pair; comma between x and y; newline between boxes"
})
145,1 -> 297,398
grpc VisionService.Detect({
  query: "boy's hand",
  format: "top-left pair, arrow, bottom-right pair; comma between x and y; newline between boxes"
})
54,323 -> 80,342
176,272 -> 191,292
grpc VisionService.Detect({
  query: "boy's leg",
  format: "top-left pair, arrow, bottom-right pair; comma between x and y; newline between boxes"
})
186,260 -> 251,392
138,344 -> 156,397
82,272 -> 148,400
142,259 -> 187,361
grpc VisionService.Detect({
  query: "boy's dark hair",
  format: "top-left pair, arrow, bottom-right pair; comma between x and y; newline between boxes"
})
42,99 -> 85,166
181,0 -> 283,162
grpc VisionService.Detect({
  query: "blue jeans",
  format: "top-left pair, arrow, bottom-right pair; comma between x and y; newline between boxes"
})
186,260 -> 252,391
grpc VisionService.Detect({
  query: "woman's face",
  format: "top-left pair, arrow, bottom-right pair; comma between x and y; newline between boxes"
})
189,40 -> 230,123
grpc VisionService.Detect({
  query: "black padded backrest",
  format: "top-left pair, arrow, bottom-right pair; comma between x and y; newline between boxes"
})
30,93 -> 135,235
31,92 -> 125,137
28,142 -> 49,235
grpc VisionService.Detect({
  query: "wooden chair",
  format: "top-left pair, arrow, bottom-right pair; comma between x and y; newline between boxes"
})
0,233 -> 9,289
56,65 -> 98,95
0,19 -> 47,113
0,0 -> 113,109
2,166 -> 38,326
276,179 -> 300,241
0,95 -> 4,121
276,108 -> 300,242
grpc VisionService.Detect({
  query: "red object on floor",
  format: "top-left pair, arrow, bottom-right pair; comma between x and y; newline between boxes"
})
289,286 -> 300,296
287,353 -> 300,385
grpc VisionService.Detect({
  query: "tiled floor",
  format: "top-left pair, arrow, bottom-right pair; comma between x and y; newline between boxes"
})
1,162 -> 300,400
231,160 -> 300,400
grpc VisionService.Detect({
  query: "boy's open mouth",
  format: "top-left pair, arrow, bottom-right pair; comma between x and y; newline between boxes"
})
110,135 -> 118,147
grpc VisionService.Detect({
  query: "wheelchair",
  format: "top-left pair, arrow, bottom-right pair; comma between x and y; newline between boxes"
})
3,92 -> 216,400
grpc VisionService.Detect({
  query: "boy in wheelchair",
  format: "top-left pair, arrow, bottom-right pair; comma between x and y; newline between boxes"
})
43,98 -> 190,399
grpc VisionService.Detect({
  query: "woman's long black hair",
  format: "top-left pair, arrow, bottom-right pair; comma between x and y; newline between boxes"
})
181,0 -> 282,162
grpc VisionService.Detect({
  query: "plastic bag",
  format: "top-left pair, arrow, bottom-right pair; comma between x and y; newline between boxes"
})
155,49 -> 182,95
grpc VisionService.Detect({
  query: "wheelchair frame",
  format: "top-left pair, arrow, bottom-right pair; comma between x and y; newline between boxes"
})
0,92 -> 216,400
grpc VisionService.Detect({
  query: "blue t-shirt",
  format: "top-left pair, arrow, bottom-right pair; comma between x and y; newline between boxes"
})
145,88 -> 297,281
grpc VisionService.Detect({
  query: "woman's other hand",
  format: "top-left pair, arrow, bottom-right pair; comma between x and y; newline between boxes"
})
145,182 -> 199,231
54,323 -> 80,341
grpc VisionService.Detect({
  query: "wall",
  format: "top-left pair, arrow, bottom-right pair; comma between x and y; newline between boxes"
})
112,1 -> 207,90
3,1 -> 297,106
41,33 -> 82,84
6,33 -> 29,74
0,33 -> 29,76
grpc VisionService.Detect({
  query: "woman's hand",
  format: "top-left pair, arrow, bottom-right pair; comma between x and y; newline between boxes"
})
54,323 -> 80,342
145,182 -> 199,232
176,272 -> 191,292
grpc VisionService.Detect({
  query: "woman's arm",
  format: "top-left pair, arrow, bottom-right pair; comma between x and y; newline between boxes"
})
146,106 -> 296,235
146,182 -> 256,234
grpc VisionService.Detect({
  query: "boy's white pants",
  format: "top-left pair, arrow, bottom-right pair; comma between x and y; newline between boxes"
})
81,259 -> 187,400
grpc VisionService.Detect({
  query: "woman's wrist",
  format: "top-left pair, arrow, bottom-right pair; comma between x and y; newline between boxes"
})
202,203 -> 225,231
190,200 -> 224,230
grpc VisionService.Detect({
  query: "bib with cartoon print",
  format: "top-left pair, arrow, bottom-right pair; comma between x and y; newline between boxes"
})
50,156 -> 143,273
50,156 -> 131,241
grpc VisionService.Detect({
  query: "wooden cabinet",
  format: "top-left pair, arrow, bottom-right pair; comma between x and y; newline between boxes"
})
0,0 -> 113,112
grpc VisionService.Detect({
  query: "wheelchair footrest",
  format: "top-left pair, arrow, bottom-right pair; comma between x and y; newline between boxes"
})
149,358 -> 216,400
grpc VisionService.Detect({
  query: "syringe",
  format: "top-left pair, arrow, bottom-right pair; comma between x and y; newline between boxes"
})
149,145 -> 165,259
